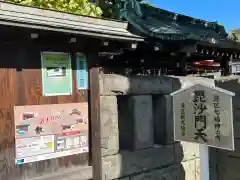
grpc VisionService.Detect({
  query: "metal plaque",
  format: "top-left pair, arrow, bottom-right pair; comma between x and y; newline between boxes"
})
171,84 -> 235,150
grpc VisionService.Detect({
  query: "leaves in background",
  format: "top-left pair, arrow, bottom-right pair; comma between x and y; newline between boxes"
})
9,0 -> 103,17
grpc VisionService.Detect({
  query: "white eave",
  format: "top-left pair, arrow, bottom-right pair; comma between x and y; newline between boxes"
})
0,2 -> 144,41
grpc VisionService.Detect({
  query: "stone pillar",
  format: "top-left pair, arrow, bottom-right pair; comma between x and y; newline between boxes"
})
118,95 -> 153,150
100,96 -> 119,157
153,95 -> 174,144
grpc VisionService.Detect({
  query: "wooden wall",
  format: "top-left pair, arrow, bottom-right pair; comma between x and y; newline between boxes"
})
0,25 -> 100,180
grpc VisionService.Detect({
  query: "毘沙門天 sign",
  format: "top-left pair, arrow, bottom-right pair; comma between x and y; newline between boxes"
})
171,83 -> 235,150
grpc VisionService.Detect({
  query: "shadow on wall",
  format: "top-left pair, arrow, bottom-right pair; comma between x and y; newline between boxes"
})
209,78 -> 240,180
100,74 -> 187,180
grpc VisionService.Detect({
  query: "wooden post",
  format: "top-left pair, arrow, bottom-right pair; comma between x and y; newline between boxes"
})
220,56 -> 230,76
200,145 -> 209,180
175,53 -> 187,76
88,52 -> 102,180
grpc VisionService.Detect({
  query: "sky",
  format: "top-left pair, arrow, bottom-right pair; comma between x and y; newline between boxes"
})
150,0 -> 239,32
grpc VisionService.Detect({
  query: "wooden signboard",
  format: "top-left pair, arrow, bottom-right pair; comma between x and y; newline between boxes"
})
171,83 -> 235,150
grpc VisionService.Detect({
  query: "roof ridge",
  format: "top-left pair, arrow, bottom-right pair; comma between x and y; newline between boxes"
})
140,3 -> 225,33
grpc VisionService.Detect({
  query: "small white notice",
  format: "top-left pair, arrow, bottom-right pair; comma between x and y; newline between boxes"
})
16,135 -> 55,158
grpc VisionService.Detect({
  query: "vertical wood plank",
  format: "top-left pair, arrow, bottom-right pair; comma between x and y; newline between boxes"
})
0,43 -> 19,180
88,52 -> 102,180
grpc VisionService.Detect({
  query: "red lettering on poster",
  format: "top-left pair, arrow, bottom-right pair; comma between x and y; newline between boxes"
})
62,131 -> 80,136
40,116 -> 62,124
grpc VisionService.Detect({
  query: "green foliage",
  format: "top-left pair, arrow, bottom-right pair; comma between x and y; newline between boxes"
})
9,0 -> 102,17
229,29 -> 240,42
141,0 -> 156,7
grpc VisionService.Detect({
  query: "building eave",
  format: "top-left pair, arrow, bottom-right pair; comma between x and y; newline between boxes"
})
0,2 -> 144,42
110,0 -> 240,51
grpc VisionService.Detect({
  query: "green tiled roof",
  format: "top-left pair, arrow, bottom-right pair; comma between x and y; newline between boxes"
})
110,0 -> 229,43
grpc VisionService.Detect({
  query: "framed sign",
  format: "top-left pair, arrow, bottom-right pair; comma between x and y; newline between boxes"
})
76,53 -> 88,89
41,52 -> 72,96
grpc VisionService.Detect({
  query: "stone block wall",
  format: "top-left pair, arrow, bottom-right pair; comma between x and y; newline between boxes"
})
99,74 -> 201,180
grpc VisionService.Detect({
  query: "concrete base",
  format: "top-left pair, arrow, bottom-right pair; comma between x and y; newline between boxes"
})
102,145 -> 175,179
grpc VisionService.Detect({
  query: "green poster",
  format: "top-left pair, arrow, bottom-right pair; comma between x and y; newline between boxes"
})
41,52 -> 72,96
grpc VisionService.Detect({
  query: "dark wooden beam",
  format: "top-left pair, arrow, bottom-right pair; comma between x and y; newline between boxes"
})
220,56 -> 231,76
173,53 -> 187,76
88,52 -> 102,180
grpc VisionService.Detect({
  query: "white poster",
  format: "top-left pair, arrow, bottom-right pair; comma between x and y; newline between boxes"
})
14,103 -> 89,164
